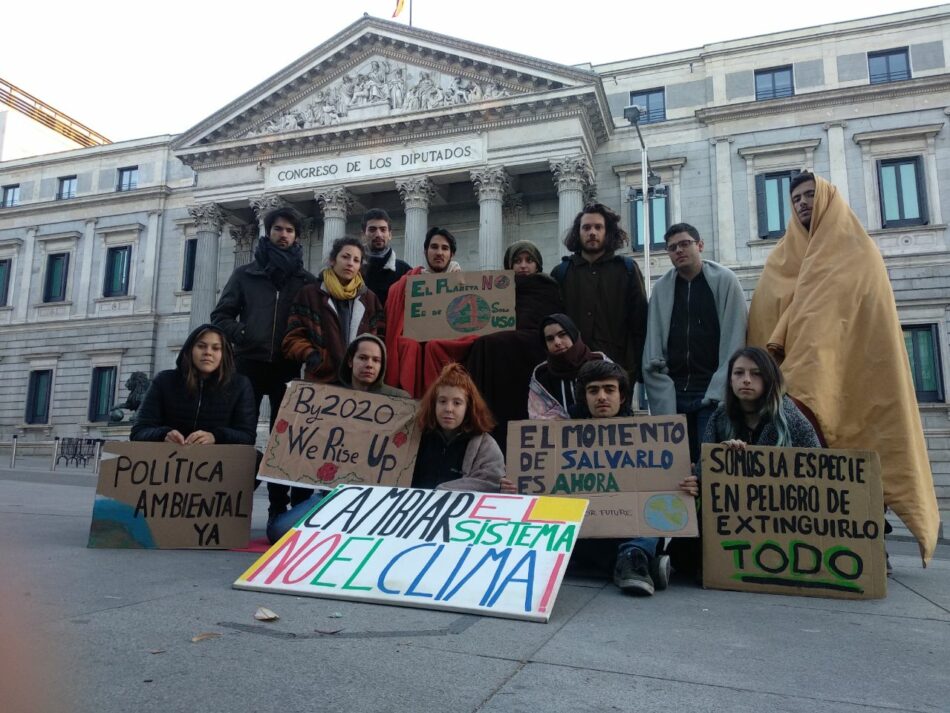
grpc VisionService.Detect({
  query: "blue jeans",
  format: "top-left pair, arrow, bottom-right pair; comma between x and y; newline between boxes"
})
266,492 -> 326,544
619,538 -> 659,558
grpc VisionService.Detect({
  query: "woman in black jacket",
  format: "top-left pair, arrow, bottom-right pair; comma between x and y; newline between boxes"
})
131,324 -> 257,445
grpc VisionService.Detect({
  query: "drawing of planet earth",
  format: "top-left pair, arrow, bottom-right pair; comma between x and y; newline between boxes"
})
446,294 -> 491,333
643,494 -> 689,532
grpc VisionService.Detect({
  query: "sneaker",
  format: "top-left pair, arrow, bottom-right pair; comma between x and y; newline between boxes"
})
650,554 -> 671,591
614,548 -> 654,596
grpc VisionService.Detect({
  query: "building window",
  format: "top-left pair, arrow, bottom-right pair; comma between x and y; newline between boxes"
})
755,170 -> 799,238
103,246 -> 131,297
1,184 -> 20,208
630,188 -> 670,251
88,366 -> 117,422
755,66 -> 794,100
878,157 -> 928,228
869,48 -> 910,84
116,166 -> 138,192
628,88 -> 665,123
0,258 -> 10,306
43,253 -> 70,302
57,176 -> 77,200
26,370 -> 53,424
182,238 -> 198,292
903,325 -> 944,403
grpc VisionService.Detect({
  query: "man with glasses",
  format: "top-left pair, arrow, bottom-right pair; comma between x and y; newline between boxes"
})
642,223 -> 747,463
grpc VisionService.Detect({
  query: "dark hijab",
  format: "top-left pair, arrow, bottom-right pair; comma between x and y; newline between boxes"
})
539,313 -> 597,378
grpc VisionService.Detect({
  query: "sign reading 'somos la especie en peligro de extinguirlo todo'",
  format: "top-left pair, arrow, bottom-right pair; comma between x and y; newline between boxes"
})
265,138 -> 485,189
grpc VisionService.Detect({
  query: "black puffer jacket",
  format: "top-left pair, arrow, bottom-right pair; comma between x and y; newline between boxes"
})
211,258 -> 317,363
130,325 -> 257,444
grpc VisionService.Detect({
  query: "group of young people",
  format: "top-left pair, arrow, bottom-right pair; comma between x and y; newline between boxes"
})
129,168 -> 939,597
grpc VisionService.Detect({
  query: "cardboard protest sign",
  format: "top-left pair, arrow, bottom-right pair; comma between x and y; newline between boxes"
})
507,416 -> 697,538
402,270 -> 516,341
88,441 -> 256,549
235,484 -> 587,622
258,382 -> 421,490
701,444 -> 886,599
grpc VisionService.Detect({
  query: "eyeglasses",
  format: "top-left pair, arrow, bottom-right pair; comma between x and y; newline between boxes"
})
666,239 -> 697,253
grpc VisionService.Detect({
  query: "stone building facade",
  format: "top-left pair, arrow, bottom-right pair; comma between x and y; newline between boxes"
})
0,7 -> 948,532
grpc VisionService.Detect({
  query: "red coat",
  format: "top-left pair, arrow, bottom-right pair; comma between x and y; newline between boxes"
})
384,267 -> 426,397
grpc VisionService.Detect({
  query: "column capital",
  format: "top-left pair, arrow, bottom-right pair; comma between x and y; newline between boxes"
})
249,194 -> 287,221
549,155 -> 593,194
315,186 -> 353,220
471,166 -> 510,202
396,176 -> 436,210
187,203 -> 225,233
710,136 -> 735,145
229,224 -> 256,252
823,121 -> 848,131
301,217 -> 318,241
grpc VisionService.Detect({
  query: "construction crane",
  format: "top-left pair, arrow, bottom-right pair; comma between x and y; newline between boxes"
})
0,77 -> 110,148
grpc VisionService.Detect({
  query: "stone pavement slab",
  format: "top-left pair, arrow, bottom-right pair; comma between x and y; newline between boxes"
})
0,469 -> 947,713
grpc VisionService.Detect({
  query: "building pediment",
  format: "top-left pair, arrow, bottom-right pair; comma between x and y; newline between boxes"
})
172,16 -> 610,167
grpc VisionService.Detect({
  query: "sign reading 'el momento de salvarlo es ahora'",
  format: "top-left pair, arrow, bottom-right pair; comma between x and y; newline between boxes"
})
258,382 -> 421,490
402,270 -> 516,341
235,484 -> 588,622
701,443 -> 886,600
89,441 -> 257,549
507,415 -> 697,538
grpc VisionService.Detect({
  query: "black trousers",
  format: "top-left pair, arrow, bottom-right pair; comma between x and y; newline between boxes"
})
237,357 -> 312,516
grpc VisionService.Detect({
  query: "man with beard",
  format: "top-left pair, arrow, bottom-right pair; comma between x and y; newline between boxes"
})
361,208 -> 410,307
552,204 -> 648,385
211,207 -> 317,521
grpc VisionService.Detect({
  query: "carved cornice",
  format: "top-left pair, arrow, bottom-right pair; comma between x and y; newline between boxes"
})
550,155 -> 594,194
852,123 -> 944,145
471,166 -> 510,202
396,176 -> 436,210
249,194 -> 288,220
696,74 -> 950,126
187,204 -> 225,233
316,186 -> 354,219
229,224 -> 257,253
737,139 -> 822,160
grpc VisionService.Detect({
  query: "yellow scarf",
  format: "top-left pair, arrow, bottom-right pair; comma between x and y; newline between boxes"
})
322,267 -> 363,301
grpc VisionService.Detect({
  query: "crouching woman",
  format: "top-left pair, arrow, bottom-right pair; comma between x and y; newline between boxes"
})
131,324 -> 257,446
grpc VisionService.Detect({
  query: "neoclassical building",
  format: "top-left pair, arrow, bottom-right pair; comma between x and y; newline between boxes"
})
1,7 -> 948,532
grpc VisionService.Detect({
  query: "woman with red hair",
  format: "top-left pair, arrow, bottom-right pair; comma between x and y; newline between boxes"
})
412,363 -> 515,493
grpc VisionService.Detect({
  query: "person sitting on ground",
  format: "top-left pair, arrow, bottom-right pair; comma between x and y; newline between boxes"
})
466,241 -> 563,451
131,324 -> 256,445
412,363 -> 516,493
283,237 -> 384,383
265,333 -> 409,544
568,360 -> 693,596
672,346 -> 821,579
527,313 -> 607,419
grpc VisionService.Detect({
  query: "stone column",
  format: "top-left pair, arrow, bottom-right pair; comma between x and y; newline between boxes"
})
249,194 -> 286,238
712,137 -> 737,265
396,176 -> 436,265
471,166 -> 510,270
300,217 -> 321,273
188,203 -> 225,331
315,186 -> 353,261
14,226 -> 37,323
824,122 -> 850,206
139,210 -> 162,312
550,156 -> 593,257
229,224 -> 256,268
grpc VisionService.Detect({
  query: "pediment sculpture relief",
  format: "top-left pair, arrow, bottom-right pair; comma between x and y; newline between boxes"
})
245,58 -> 512,137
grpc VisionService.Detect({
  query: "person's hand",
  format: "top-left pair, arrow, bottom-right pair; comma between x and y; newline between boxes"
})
722,439 -> 747,451
448,261 -> 463,273
184,430 -> 216,445
164,430 -> 186,444
678,475 -> 699,497
499,477 -> 518,494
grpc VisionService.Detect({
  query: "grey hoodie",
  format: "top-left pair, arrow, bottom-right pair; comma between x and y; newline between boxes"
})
338,334 -> 411,398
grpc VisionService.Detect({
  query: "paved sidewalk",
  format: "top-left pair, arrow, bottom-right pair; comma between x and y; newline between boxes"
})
0,466 -> 947,713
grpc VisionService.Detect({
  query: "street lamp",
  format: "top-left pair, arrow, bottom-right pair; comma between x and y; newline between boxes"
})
624,104 -> 652,296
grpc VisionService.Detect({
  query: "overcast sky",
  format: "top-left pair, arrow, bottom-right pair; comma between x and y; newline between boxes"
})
2,0 -> 937,141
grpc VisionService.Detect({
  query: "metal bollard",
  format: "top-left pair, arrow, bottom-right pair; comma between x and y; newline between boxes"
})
51,437 -> 59,471
10,435 -> 16,468
93,440 -> 102,475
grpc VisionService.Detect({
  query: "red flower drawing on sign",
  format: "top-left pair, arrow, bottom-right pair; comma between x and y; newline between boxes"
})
317,462 -> 339,482
275,419 -> 289,434
393,432 -> 407,448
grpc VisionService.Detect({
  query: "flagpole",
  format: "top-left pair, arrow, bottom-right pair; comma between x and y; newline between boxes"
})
409,0 -> 413,27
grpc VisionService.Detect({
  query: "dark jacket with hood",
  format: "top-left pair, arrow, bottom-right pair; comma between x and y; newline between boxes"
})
130,325 -> 257,444
337,334 -> 410,398
211,238 -> 318,364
